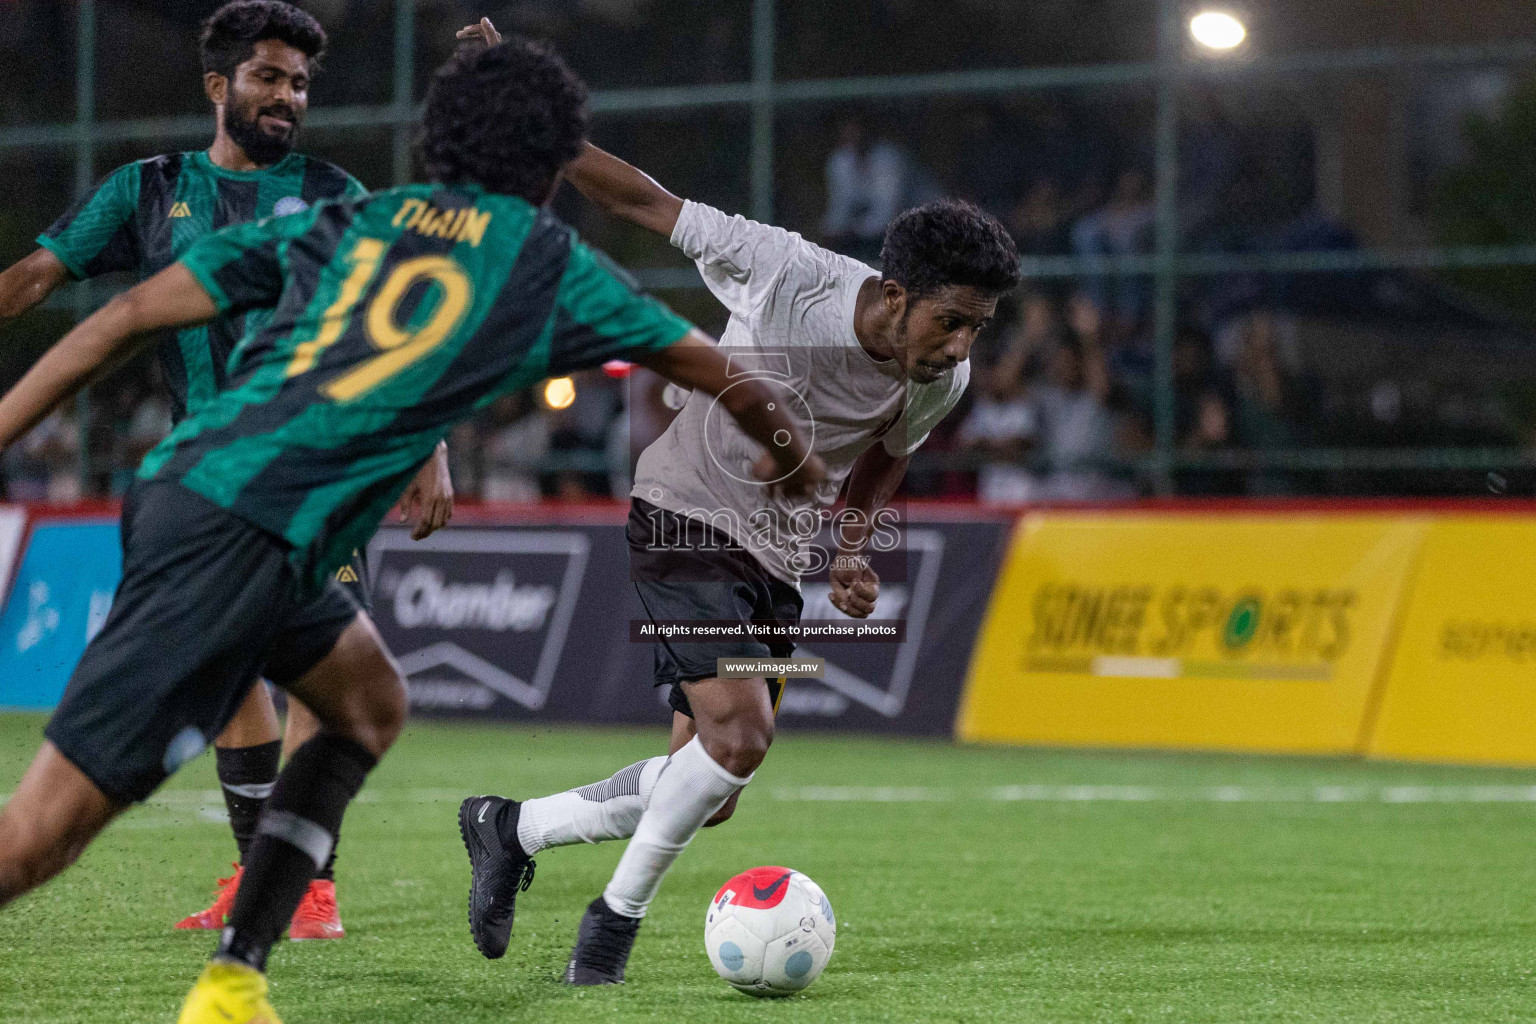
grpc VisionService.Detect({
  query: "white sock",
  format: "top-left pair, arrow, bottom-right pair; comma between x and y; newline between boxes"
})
602,737 -> 750,919
516,757 -> 668,855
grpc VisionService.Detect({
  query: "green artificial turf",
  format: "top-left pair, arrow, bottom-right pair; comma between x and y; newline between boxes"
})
3,712 -> 1536,1022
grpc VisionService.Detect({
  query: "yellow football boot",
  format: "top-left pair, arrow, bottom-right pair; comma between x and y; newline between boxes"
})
176,960 -> 282,1024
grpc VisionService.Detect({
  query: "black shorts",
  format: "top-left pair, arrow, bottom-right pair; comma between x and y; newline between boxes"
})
329,549 -> 372,613
44,480 -> 361,804
266,548 -> 370,683
627,499 -> 800,719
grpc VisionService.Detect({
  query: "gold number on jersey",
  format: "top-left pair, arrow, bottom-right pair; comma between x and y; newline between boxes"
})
324,254 -> 474,402
285,237 -> 386,378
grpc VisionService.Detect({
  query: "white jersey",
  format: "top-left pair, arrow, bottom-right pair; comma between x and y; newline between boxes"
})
632,200 -> 969,584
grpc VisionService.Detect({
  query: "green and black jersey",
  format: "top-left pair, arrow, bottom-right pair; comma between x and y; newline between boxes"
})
39,150 -> 366,420
141,183 -> 692,593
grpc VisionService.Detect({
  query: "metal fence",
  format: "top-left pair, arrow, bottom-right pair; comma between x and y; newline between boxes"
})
4,0 -> 1536,493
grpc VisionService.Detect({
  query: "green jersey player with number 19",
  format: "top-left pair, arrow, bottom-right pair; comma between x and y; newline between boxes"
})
0,0 -> 455,940
0,36 -> 823,1024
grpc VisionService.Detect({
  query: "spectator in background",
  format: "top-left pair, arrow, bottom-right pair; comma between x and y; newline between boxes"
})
474,393 -> 550,502
963,294 -> 1132,502
90,366 -> 171,494
118,392 -> 173,474
1230,308 -> 1309,494
1171,324 -> 1242,495
1174,389 -> 1240,495
2,402 -> 81,503
1030,295 -> 1133,500
1213,304 -> 1301,370
822,116 -> 936,262
1171,324 -> 1232,437
1071,167 -> 1156,341
959,296 -> 1047,502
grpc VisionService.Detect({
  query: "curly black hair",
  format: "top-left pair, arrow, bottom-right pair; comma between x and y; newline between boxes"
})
200,1 -> 326,79
421,38 -> 589,204
879,200 -> 1022,300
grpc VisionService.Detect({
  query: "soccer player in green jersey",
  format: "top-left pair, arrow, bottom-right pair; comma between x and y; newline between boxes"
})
0,0 -> 454,938
0,35 -> 824,1024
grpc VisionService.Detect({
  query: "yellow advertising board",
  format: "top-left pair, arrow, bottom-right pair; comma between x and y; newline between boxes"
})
1367,517 -> 1536,765
958,513 -> 1427,753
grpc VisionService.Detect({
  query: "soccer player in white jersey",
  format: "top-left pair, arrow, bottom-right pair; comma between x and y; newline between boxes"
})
451,13 -> 1021,986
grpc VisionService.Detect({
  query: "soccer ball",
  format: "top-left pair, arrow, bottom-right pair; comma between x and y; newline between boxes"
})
704,866 -> 835,997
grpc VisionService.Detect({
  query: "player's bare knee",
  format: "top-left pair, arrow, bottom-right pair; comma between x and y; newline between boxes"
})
743,710 -> 776,769
0,865 -> 30,908
304,659 -> 403,758
296,619 -> 408,756
741,739 -> 770,776
0,849 -> 78,907
0,815 -> 82,902
703,721 -> 772,778
368,663 -> 408,750
345,663 -> 406,757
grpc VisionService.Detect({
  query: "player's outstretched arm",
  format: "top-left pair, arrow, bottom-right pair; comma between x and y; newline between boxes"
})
0,263 -> 216,448
634,330 -> 826,498
456,18 -> 682,236
0,249 -> 71,323
828,444 -> 909,618
564,143 -> 685,239
448,18 -> 678,234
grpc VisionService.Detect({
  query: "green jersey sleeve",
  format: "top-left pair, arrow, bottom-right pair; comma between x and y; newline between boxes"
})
342,174 -> 370,201
37,162 -> 142,279
178,206 -> 321,315
546,240 -> 693,375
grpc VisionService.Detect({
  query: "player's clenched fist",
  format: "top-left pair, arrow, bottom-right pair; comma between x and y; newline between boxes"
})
829,553 -> 880,618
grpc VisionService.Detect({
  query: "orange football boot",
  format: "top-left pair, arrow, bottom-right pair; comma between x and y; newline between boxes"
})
174,864 -> 243,931
288,879 -> 344,941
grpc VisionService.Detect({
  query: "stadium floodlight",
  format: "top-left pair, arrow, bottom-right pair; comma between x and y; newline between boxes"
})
1189,10 -> 1246,51
543,376 -> 577,410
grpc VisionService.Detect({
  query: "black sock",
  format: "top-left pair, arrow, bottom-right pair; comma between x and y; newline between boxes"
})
216,734 -> 376,971
216,741 -> 282,863
494,800 -> 524,855
315,841 -> 337,883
